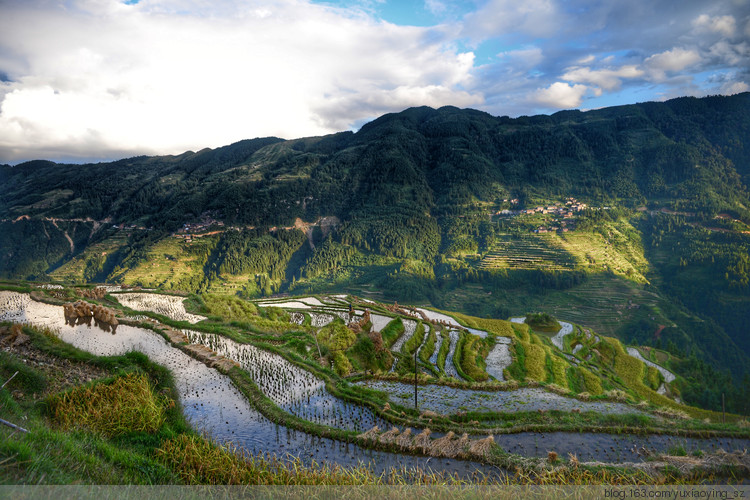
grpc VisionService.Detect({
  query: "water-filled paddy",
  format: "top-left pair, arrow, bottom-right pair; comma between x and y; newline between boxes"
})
357,380 -> 645,416
0,292 -> 498,477
182,330 -> 389,432
485,337 -> 512,381
113,292 -> 206,323
416,308 -> 488,338
443,331 -> 460,379
2,291 -> 749,472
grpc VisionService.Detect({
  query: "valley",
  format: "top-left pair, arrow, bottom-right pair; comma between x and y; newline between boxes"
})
1,284 -> 749,485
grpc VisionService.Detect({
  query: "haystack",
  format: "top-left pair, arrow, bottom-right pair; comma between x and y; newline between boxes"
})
357,426 -> 380,442
378,427 -> 401,445
412,428 -> 432,453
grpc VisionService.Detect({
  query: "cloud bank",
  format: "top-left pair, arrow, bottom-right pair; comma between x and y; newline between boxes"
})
0,0 -> 748,163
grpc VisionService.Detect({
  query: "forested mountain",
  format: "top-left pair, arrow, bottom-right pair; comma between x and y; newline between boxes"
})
2,93 -> 750,413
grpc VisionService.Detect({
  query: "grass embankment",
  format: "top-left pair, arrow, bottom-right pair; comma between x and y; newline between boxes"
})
0,325 -> 187,484
380,317 -> 404,348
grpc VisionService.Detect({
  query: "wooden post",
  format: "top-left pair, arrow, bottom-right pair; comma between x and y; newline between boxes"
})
722,393 -> 725,424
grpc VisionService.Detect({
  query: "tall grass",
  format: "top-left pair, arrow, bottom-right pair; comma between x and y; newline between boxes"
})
156,434 -> 501,485
49,373 -> 170,437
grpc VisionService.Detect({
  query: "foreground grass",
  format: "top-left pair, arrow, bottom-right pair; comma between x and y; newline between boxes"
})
49,373 -> 172,437
0,299 -> 747,485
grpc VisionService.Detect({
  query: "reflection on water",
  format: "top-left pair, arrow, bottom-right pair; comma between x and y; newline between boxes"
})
64,314 -> 118,333
0,291 -> 498,478
358,380 -> 646,416
3,292 -> 749,472
182,330 -> 390,432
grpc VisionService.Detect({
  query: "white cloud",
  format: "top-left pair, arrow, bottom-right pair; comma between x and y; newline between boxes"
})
692,14 -> 737,37
533,82 -> 588,109
562,65 -> 644,91
708,40 -> 750,66
425,0 -> 447,16
645,47 -> 702,81
0,0 -> 480,163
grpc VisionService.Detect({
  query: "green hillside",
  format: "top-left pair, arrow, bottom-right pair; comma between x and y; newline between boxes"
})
1,93 -> 749,415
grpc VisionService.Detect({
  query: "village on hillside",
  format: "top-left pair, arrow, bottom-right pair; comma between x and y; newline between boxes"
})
493,197 -> 589,234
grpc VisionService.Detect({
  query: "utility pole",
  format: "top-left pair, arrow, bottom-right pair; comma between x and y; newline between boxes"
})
414,347 -> 418,411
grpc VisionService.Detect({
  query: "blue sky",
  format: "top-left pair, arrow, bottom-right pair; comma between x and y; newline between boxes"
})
0,0 -> 748,163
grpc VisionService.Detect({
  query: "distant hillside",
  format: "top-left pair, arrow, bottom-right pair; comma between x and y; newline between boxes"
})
1,93 -> 749,413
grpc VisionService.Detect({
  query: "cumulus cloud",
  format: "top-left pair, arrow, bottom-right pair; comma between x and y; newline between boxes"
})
0,0 -> 479,163
533,82 -> 588,109
645,47 -> 703,81
720,80 -> 750,95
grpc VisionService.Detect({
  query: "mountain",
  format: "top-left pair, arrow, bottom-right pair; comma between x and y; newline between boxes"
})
1,93 -> 750,413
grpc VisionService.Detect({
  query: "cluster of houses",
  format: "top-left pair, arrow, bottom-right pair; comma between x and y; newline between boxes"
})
175,213 -> 225,241
495,198 -> 588,234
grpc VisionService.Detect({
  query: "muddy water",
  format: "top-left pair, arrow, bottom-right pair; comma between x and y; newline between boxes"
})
0,292 -> 498,477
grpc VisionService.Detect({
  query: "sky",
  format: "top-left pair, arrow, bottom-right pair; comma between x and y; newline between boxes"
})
0,0 -> 748,164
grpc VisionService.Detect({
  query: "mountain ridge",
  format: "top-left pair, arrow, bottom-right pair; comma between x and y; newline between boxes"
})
1,93 -> 750,414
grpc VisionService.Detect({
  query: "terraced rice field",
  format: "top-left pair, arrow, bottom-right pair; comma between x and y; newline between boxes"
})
479,234 -> 578,271
113,292 -> 206,323
484,337 -> 513,381
0,292 -> 498,475
500,275 -> 663,336
627,347 -> 675,383
550,321 -> 574,351
3,291 -> 750,471
428,331 -> 443,367
369,313 -> 394,333
415,308 -> 488,338
444,331 -> 461,379
358,381 -> 644,416
415,324 -> 431,359
257,300 -> 311,309
183,330 -> 388,432
390,319 -> 418,353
